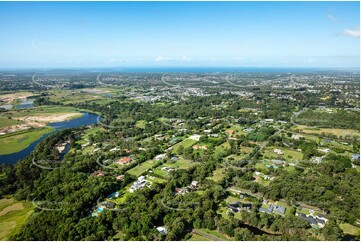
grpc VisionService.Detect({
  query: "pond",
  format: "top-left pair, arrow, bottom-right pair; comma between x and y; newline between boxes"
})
0,112 -> 100,165
16,99 -> 34,109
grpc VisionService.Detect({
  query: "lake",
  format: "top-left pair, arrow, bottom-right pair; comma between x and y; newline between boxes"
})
0,112 -> 100,165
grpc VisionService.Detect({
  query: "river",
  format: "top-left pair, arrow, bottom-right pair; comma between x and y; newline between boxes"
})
0,112 -> 100,165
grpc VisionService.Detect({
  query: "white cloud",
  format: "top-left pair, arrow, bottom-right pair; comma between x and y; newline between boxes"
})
155,56 -> 172,62
181,56 -> 192,62
326,14 -> 338,22
341,27 -> 360,38
32,39 -> 52,51
234,57 -> 245,61
108,58 -> 124,63
306,58 -> 315,63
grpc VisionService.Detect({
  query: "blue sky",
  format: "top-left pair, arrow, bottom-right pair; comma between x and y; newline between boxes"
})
0,1 -> 359,68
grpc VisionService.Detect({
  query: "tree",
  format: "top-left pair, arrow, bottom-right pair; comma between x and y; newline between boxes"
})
322,219 -> 344,241
234,228 -> 254,241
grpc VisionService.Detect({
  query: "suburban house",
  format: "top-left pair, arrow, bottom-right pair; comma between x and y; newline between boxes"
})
117,157 -> 132,165
175,180 -> 199,195
174,187 -> 190,195
129,176 -> 151,193
171,156 -> 179,162
271,159 -> 286,166
116,174 -> 125,180
189,134 -> 201,141
291,134 -> 304,140
352,154 -> 360,161
91,170 -> 105,177
193,144 -> 208,150
259,204 -> 286,215
190,180 -> 199,188
296,212 -> 328,228
156,226 -> 167,235
225,129 -> 235,135
154,154 -> 166,161
274,149 -> 283,155
228,201 -> 253,212
162,166 -> 175,173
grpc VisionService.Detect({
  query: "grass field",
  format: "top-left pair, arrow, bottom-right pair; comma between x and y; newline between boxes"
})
0,117 -> 23,128
0,92 -> 34,103
127,160 -> 158,177
294,125 -> 359,137
8,106 -> 82,118
113,230 -> 125,240
227,125 -> 245,136
188,233 -> 211,241
213,142 -> 231,158
153,158 -> 196,178
0,127 -> 54,155
135,120 -> 147,129
207,168 -> 226,182
0,198 -> 34,240
172,138 -> 197,154
263,146 -> 303,161
198,228 -> 233,241
340,223 -> 360,236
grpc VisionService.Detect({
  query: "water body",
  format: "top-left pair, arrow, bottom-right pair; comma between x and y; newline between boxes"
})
0,112 -> 100,165
0,104 -> 13,110
16,99 -> 34,109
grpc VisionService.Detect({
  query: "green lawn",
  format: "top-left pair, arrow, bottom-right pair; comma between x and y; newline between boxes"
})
293,125 -> 359,137
227,125 -> 245,136
198,228 -> 233,241
113,230 -> 125,240
188,233 -> 211,241
146,175 -> 166,184
153,158 -> 195,178
172,138 -> 197,154
0,117 -> 22,128
135,120 -> 147,129
213,142 -> 231,158
207,168 -> 226,182
126,160 -> 158,177
0,127 -> 54,155
340,223 -> 360,236
8,105 -> 82,118
0,198 -> 34,240
263,146 -> 303,161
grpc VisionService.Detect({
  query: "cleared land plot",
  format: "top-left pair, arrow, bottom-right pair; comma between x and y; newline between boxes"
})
0,92 -> 34,103
188,233 -> 211,241
0,127 -> 54,155
135,120 -> 147,129
0,198 -> 34,240
127,160 -> 158,177
207,168 -> 226,182
293,125 -> 359,137
227,125 -> 245,136
213,142 -> 231,157
153,158 -> 195,178
339,223 -> 360,236
9,106 -> 82,118
113,231 -> 125,240
196,228 -> 233,241
0,117 -> 23,128
172,139 -> 197,154
263,146 -> 303,161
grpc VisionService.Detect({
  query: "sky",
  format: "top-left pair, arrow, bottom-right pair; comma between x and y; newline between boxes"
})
0,1 -> 359,68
